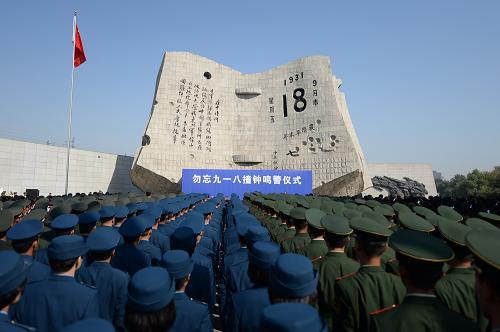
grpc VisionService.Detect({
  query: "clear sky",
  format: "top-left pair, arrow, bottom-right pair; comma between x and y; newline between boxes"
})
1,1 -> 499,179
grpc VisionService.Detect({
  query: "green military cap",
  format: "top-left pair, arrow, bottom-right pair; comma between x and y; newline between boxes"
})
305,208 -> 326,229
350,217 -> 393,237
413,206 -> 437,218
34,198 -> 50,209
309,199 -> 322,209
21,208 -> 47,222
331,201 -> 346,215
101,199 -> 116,207
465,229 -> 500,270
465,218 -> 498,231
295,198 -> 310,209
7,206 -> 23,217
366,199 -> 381,208
71,202 -> 88,214
344,202 -> 358,210
115,198 -> 130,206
0,210 -> 14,232
47,204 -> 72,221
2,201 -> 15,209
343,208 -> 363,220
392,202 -> 412,214
357,205 -> 373,214
87,200 -> 102,212
374,204 -> 395,217
289,207 -> 307,220
354,198 -> 367,205
279,203 -> 294,217
51,197 -> 64,205
438,205 -> 463,222
321,214 -> 353,235
12,199 -> 30,209
319,200 -> 334,214
438,218 -> 471,246
398,213 -> 435,233
363,210 -> 393,228
390,229 -> 454,262
425,214 -> 449,227
478,212 -> 500,223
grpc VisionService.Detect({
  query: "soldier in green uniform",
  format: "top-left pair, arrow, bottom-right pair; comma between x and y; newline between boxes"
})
0,210 -> 14,251
371,229 -> 479,332
435,218 -> 484,323
282,207 -> 310,254
275,203 -> 295,245
316,214 -> 359,331
466,229 -> 500,332
298,208 -> 328,260
334,217 -> 406,332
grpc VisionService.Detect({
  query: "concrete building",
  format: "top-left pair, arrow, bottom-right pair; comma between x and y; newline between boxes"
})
132,52 -> 371,196
0,138 -> 139,196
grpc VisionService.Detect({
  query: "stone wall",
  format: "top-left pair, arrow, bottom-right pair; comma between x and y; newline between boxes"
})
0,138 -> 140,196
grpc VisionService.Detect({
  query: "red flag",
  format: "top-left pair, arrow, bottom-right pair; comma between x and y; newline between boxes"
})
73,23 -> 86,68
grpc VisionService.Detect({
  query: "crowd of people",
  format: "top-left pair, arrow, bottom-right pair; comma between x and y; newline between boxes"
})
0,191 -> 499,332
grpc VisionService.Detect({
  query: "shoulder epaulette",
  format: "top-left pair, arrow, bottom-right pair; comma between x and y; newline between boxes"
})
311,255 -> 324,263
369,304 -> 399,316
79,281 -> 97,289
9,320 -> 37,331
335,271 -> 357,281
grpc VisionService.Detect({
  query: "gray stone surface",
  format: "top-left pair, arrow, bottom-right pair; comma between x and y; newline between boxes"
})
132,52 -> 371,195
363,163 -> 438,197
0,138 -> 140,196
371,176 -> 428,198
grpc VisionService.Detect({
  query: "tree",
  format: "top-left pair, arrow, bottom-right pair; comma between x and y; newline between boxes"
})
436,167 -> 500,198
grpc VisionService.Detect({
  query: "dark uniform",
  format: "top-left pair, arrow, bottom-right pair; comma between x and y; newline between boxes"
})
6,219 -> 50,284
77,227 -> 129,330
162,249 -> 212,332
334,217 -> 406,332
13,236 -> 100,332
0,210 -> 14,251
435,218 -> 482,322
112,216 -> 152,275
0,251 -> 36,332
371,229 -> 479,332
316,214 -> 359,331
226,241 -> 280,332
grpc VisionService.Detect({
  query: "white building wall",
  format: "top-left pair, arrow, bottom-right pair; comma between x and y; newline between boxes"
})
0,138 -> 140,196
363,163 -> 438,197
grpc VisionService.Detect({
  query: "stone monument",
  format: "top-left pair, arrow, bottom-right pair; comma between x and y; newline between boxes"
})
131,52 -> 371,195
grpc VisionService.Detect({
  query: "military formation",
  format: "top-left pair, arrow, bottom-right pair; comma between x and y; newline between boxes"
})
0,191 -> 499,331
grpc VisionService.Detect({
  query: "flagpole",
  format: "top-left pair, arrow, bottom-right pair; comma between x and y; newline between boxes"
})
65,11 -> 76,195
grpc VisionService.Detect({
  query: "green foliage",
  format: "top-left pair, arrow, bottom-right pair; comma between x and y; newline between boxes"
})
436,167 -> 500,198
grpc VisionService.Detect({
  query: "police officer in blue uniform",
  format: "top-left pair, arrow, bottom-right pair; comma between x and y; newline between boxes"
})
162,250 -> 213,332
36,214 -> 79,265
0,251 -> 36,332
7,220 -> 50,284
226,241 -> 280,332
78,211 -> 100,241
143,206 -> 170,255
124,267 -> 176,332
136,214 -> 162,265
170,226 -> 216,313
13,235 -> 99,332
77,227 -> 129,331
112,216 -> 151,275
